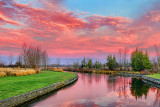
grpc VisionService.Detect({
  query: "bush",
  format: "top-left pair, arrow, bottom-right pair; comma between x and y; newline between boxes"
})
0,71 -> 6,77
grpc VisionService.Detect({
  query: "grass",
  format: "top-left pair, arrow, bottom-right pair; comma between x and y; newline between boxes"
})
0,71 -> 76,100
147,74 -> 160,79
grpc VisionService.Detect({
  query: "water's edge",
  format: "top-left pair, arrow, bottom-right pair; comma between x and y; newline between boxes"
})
0,73 -> 78,107
119,72 -> 160,87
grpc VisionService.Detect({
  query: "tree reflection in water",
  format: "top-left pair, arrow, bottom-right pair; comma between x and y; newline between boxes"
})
153,89 -> 160,107
130,78 -> 151,100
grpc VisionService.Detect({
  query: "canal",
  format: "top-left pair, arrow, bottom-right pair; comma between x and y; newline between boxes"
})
24,73 -> 160,107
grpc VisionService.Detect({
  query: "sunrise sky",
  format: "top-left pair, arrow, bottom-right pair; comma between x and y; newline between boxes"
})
0,0 -> 160,63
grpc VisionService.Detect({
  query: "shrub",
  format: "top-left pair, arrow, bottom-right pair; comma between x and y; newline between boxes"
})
0,71 -> 6,77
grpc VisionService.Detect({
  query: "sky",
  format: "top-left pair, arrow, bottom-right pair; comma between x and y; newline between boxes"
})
0,0 -> 160,64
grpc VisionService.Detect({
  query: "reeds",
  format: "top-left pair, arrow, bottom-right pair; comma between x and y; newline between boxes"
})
0,68 -> 36,77
47,67 -> 63,72
0,71 -> 6,77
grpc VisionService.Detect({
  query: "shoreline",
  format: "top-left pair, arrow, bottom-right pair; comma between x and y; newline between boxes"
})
0,73 -> 78,107
70,71 -> 160,88
118,72 -> 160,88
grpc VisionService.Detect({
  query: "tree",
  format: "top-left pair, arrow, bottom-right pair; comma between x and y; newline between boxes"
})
0,57 -> 5,67
21,43 -> 27,69
81,57 -> 86,68
94,60 -> 102,70
9,54 -> 13,66
118,48 -> 123,70
123,48 -> 129,71
118,48 -> 129,71
131,48 -> 144,71
154,44 -> 160,72
87,58 -> 93,69
143,50 -> 152,70
42,50 -> 48,70
15,55 -> 23,67
56,58 -> 60,68
20,43 -> 48,69
73,62 -> 79,69
106,55 -> 118,71
131,48 -> 152,71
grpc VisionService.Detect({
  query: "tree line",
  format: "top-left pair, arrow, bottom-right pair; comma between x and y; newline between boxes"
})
72,47 -> 160,72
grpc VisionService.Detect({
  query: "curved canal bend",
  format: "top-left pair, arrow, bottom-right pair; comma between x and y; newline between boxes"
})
25,73 -> 160,107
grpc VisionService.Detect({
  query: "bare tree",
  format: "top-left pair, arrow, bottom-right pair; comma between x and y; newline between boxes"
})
154,44 -> 160,72
21,43 -> 28,69
41,50 -> 48,70
21,43 -> 48,70
0,56 -> 5,67
123,48 -> 129,71
9,54 -> 13,65
56,58 -> 60,68
119,48 -> 123,71
118,48 -> 129,71
15,55 -> 23,67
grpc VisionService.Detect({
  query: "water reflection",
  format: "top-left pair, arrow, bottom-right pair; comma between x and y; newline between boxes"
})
153,89 -> 160,107
130,78 -> 151,100
27,73 -> 160,107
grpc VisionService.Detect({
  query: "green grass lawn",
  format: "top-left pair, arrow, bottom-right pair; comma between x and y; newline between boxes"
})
0,71 -> 76,100
147,74 -> 160,79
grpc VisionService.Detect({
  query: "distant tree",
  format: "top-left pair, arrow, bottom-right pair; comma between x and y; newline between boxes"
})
118,48 -> 129,71
131,48 -> 152,71
42,50 -> 48,70
118,48 -> 123,70
21,43 -> 27,69
73,62 -> 79,69
123,48 -> 129,71
87,58 -> 93,69
154,44 -> 160,72
14,55 -> 23,67
94,60 -> 102,70
81,57 -> 86,68
9,54 -> 13,66
0,57 -> 5,67
106,55 -> 118,71
56,58 -> 60,68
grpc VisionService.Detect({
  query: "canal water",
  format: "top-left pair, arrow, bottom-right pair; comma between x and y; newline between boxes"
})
26,73 -> 160,107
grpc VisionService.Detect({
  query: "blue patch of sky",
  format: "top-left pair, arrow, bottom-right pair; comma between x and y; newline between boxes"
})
62,0 -> 158,18
14,0 -> 42,8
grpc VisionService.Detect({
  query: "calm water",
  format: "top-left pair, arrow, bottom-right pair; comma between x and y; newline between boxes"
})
26,73 -> 160,107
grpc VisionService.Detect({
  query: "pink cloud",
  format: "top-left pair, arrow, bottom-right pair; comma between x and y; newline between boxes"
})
0,0 -> 160,59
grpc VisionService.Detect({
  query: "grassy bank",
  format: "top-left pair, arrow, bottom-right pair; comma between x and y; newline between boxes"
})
0,71 -> 76,100
147,74 -> 160,79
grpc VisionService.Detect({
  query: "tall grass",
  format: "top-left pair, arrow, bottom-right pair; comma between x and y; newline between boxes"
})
47,67 -> 63,72
0,68 -> 36,77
